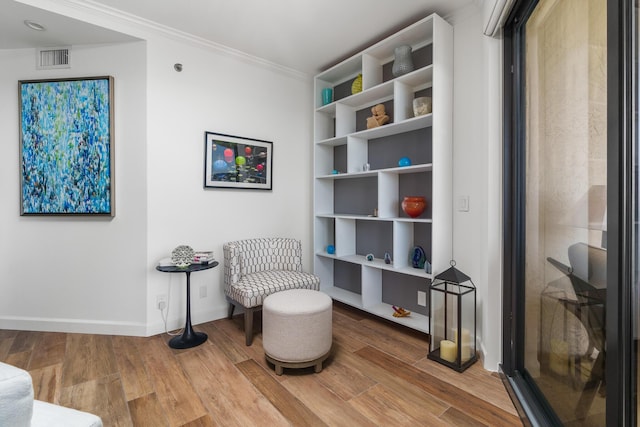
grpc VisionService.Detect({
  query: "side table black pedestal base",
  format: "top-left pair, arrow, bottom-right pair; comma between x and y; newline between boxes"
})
169,331 -> 207,349
156,262 -> 218,350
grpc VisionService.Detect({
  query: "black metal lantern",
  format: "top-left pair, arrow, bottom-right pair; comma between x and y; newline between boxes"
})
428,260 -> 478,372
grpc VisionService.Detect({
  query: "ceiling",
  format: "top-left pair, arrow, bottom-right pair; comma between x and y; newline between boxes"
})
1,0 -> 477,75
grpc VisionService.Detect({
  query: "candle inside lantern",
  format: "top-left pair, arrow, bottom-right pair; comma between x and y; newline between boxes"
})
440,340 -> 457,363
453,328 -> 472,362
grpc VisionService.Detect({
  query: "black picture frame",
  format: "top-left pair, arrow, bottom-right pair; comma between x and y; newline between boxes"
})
203,131 -> 273,190
19,76 -> 115,216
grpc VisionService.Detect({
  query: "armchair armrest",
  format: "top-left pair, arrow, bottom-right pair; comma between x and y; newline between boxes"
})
223,242 -> 242,290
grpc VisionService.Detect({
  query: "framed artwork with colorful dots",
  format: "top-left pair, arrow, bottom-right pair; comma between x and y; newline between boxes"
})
204,131 -> 272,190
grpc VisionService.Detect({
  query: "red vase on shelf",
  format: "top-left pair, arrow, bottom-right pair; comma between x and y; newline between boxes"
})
401,196 -> 426,218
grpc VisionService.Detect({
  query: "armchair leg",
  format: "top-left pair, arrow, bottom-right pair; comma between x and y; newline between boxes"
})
245,307 -> 254,346
227,303 -> 235,319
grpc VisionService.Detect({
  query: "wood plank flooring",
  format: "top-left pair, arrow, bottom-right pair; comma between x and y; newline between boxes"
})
0,303 -> 522,426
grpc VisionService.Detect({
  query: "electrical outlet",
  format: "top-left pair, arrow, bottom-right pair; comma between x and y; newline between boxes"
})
199,286 -> 207,298
417,291 -> 427,307
156,294 -> 167,310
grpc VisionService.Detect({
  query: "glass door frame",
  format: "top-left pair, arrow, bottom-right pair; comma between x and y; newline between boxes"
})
501,0 -> 636,425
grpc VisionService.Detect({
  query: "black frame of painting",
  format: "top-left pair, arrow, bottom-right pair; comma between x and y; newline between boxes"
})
18,76 -> 115,216
203,131 -> 273,190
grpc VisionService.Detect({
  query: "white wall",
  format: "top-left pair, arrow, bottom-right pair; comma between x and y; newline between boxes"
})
0,42 -> 149,334
143,35 -> 314,334
0,2 -> 314,337
450,4 -> 503,370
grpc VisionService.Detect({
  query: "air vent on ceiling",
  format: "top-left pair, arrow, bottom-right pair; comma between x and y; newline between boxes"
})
36,46 -> 71,70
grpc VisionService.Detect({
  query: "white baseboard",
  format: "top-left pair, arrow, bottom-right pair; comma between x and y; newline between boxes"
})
0,305 -> 230,337
0,315 -> 148,336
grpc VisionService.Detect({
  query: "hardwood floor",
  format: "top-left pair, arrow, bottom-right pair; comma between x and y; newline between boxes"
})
0,303 -> 522,426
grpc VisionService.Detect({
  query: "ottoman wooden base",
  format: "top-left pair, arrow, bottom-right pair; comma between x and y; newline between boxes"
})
266,350 -> 331,376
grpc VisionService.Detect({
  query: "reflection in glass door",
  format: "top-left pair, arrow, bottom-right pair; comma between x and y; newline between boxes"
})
524,0 -> 607,424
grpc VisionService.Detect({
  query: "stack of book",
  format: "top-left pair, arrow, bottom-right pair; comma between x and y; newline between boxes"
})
193,251 -> 215,265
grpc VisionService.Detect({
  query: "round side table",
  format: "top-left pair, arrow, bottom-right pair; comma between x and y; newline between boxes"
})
156,261 -> 218,349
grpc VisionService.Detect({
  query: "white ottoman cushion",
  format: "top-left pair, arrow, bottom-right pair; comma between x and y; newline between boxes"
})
263,289 -> 332,364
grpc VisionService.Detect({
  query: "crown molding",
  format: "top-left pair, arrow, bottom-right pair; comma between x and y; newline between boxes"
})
16,0 -> 311,81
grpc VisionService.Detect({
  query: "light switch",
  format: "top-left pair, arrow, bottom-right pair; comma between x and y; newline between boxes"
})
457,196 -> 470,212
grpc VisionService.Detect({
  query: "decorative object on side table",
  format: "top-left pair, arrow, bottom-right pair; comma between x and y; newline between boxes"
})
351,74 -> 363,94
413,97 -> 432,116
398,156 -> 412,167
171,245 -> 195,268
428,260 -> 478,372
193,250 -> 215,265
365,253 -> 374,262
392,44 -> 414,77
384,252 -> 392,264
366,104 -> 390,129
326,245 -> 335,255
401,196 -> 426,218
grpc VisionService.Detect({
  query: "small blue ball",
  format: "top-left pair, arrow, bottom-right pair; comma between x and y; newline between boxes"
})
327,245 -> 335,254
398,157 -> 412,167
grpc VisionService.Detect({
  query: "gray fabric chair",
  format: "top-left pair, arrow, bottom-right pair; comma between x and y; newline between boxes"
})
223,238 -> 320,345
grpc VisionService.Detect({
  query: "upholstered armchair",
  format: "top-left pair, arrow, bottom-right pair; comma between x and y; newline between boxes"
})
223,238 -> 320,345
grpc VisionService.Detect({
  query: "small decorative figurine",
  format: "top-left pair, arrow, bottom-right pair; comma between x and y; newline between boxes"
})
327,245 -> 335,255
424,259 -> 432,274
411,246 -> 426,269
366,104 -> 390,129
392,305 -> 411,318
366,253 -> 374,261
384,252 -> 392,264
171,245 -> 194,268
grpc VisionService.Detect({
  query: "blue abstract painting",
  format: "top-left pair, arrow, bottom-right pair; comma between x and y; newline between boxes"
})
19,77 -> 114,215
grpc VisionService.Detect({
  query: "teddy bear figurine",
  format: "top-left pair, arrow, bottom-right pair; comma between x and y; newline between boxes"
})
366,104 -> 390,129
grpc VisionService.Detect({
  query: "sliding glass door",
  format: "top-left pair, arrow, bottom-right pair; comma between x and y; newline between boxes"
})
525,0 -> 607,423
503,0 -> 638,424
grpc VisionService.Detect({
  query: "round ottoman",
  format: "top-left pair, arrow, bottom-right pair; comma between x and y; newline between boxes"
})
262,289 -> 332,375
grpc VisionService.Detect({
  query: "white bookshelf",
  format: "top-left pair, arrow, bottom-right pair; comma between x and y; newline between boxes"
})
313,13 -> 453,333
